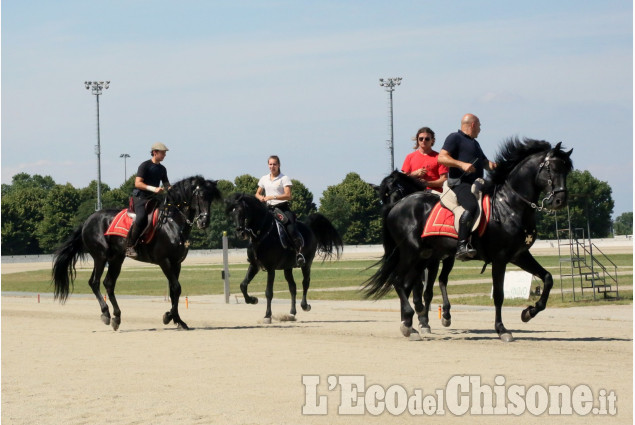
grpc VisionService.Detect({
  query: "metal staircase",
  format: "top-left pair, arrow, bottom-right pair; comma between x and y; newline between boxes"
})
556,210 -> 619,301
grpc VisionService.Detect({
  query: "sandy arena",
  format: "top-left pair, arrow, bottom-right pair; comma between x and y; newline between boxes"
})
2,241 -> 633,424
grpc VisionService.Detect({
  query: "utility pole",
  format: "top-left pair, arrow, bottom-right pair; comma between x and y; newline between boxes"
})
84,81 -> 110,210
379,77 -> 402,171
120,153 -> 131,183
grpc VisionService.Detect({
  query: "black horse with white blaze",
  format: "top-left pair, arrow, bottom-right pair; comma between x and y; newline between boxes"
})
364,138 -> 573,342
52,176 -> 222,330
226,193 -> 343,322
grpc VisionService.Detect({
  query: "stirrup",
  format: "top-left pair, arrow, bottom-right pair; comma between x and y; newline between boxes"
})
126,246 -> 138,258
455,243 -> 476,261
296,253 -> 306,267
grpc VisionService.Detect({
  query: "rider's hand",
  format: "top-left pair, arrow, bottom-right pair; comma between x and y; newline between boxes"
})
461,162 -> 476,173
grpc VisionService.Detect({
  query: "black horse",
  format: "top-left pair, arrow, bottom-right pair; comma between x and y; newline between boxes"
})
226,193 -> 343,322
376,170 -> 456,336
377,170 -> 429,205
52,176 -> 222,330
364,138 -> 573,342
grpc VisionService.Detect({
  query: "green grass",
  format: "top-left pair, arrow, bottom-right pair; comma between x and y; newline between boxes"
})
2,254 -> 632,308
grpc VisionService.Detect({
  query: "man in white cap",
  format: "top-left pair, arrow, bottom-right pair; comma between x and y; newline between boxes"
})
126,142 -> 171,258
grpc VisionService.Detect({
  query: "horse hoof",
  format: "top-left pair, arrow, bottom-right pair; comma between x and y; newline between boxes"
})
400,323 -> 413,337
111,316 -> 121,331
262,317 -> 272,324
500,333 -> 514,343
419,324 -> 432,334
163,312 -> 173,325
441,318 -> 452,327
409,330 -> 423,341
302,304 -> 311,312
248,297 -> 259,305
177,322 -> 190,330
101,314 -> 111,325
521,308 -> 533,323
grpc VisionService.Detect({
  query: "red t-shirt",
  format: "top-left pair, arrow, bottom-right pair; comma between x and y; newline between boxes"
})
401,150 -> 448,192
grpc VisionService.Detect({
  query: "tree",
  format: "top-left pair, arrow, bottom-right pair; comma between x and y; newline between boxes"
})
318,172 -> 382,244
613,212 -> 633,235
535,170 -> 614,239
289,179 -> 317,221
37,184 -> 81,252
1,173 -> 57,254
233,174 -> 258,194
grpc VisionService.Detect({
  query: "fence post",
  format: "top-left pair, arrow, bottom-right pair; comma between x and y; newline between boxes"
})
222,231 -> 230,303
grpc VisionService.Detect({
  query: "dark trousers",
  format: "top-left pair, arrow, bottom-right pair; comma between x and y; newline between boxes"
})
451,182 -> 478,241
128,196 -> 149,246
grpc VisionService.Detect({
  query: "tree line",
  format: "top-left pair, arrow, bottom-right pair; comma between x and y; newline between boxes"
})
1,169 -> 630,255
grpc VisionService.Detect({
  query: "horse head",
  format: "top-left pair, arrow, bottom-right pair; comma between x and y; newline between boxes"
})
492,138 -> 573,212
169,176 -> 221,229
225,193 -> 262,241
378,170 -> 428,205
191,177 -> 222,229
536,142 -> 574,210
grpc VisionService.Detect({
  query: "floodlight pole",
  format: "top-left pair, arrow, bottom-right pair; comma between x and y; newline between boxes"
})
120,153 -> 130,183
379,77 -> 402,171
85,81 -> 110,210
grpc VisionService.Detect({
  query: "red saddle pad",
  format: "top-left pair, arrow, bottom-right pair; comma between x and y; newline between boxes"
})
421,195 -> 491,239
105,209 -> 159,243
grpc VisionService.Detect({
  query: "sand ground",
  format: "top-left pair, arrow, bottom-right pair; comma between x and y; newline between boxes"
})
2,291 -> 632,424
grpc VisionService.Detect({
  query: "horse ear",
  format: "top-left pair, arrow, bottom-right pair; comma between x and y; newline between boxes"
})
565,148 -> 573,158
554,141 -> 562,151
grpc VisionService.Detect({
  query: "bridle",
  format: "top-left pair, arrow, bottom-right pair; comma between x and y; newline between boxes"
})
504,152 -> 567,212
232,198 -> 274,243
163,185 -> 209,228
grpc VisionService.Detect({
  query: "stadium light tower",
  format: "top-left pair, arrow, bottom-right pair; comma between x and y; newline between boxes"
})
379,77 -> 402,171
120,153 -> 131,183
84,80 -> 110,210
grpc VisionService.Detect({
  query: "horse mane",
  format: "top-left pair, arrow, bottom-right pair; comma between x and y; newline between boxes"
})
169,175 -> 222,203
379,170 -> 428,199
487,137 -> 571,186
225,192 -> 267,215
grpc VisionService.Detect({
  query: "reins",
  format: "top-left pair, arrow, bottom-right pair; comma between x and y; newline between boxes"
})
162,185 -> 207,228
501,153 -> 566,213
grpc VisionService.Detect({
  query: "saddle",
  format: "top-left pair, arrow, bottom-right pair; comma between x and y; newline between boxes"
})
105,208 -> 160,243
270,208 -> 304,250
421,179 -> 491,239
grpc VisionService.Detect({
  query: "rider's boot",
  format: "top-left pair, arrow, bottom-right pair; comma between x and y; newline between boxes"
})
293,236 -> 305,267
126,225 -> 141,258
456,211 -> 477,261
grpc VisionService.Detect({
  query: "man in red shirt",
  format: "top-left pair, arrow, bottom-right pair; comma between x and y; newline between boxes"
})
401,126 -> 448,192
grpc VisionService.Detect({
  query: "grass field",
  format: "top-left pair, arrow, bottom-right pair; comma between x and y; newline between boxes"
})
2,254 -> 632,308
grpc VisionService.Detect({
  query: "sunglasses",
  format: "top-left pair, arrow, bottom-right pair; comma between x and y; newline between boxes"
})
418,136 -> 432,142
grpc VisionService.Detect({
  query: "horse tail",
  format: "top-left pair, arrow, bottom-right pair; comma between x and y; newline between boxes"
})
362,203 -> 400,300
52,225 -> 86,303
305,213 -> 343,260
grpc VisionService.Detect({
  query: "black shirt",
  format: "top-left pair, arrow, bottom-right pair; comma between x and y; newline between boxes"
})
441,130 -> 488,184
133,159 -> 170,198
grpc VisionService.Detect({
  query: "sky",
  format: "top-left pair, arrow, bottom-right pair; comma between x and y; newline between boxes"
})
2,1 -> 633,218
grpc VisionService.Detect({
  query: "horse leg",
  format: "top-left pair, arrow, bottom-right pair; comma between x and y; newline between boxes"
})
262,269 -> 275,324
300,263 -> 311,312
283,268 -> 297,318
397,267 -> 423,339
88,259 -> 111,326
159,261 -> 189,330
102,260 -> 123,331
438,257 -> 455,327
412,269 -> 425,316
418,262 -> 439,334
513,251 -> 552,323
240,263 -> 260,305
492,261 -> 513,342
